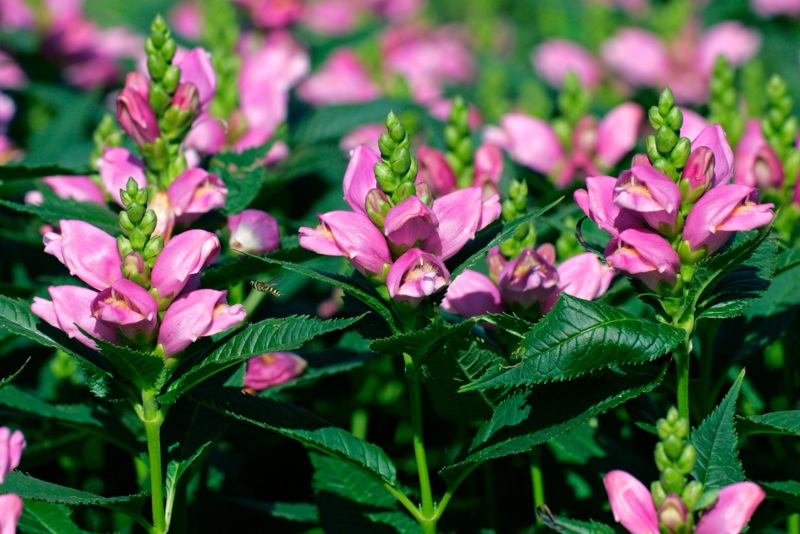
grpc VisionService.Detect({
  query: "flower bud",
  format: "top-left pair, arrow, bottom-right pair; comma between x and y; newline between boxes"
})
142,235 -> 164,263
665,107 -> 683,131
130,228 -> 148,251
391,147 -> 411,175
163,64 -> 180,93
646,135 -> 660,162
393,181 -> 416,203
648,106 -> 664,129
122,251 -> 150,287
682,482 -> 708,510
664,434 -> 684,460
118,236 -> 134,257
416,182 -> 432,206
127,203 -> 146,225
170,82 -> 200,114
676,443 -> 697,474
652,158 -> 676,179
669,137 -> 691,169
140,209 -> 158,236
658,87 -> 674,117
655,442 -> 670,471
119,211 -> 136,235
365,188 -> 392,229
148,54 -> 167,81
658,494 -> 688,534
655,126 -> 678,154
378,132 -> 395,158
375,161 -> 397,193
661,466 -> 685,495
652,481 -> 667,508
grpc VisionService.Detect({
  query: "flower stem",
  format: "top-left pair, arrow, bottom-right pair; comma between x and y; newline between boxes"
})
674,330 -> 692,424
404,352 -> 436,533
788,512 -> 799,534
140,390 -> 167,534
529,448 -> 545,524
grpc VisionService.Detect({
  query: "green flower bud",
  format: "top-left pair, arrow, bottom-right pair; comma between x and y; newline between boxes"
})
692,487 -> 718,512
148,54 -> 167,81
140,209 -> 158,235
656,126 -> 679,154
676,444 -> 697,474
456,137 -> 473,163
143,235 -> 164,263
646,135 -> 660,162
366,188 -> 391,230
655,442 -> 671,471
145,37 -> 157,56
649,106 -> 665,129
393,181 -> 416,203
130,228 -> 148,251
666,406 -> 680,425
651,481 -> 667,508
405,155 -> 418,181
670,137 -> 691,170
391,148 -> 411,175
665,107 -> 683,132
663,435 -> 684,461
673,416 -> 688,439
652,158 -> 676,180
378,133 -> 395,158
149,84 -> 170,115
163,65 -> 181,94
502,198 -> 516,221
375,161 -> 397,193
677,239 -> 707,264
162,39 -> 177,63
444,124 -> 461,149
661,466 -> 686,494
127,204 -> 146,225
658,87 -> 675,117
680,481 -> 704,510
119,212 -> 136,235
118,236 -> 134,257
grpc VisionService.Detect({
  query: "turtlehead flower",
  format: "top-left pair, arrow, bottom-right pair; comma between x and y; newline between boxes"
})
91,279 -> 158,343
605,228 -> 681,291
531,39 -> 601,89
151,229 -> 221,301
297,48 -> 380,106
117,72 -> 161,146
614,165 -> 682,232
734,120 -> 784,189
228,209 -> 280,255
440,269 -> 503,317
0,427 -> 25,483
32,285 -> 119,349
158,289 -> 246,356
42,176 -> 105,204
97,147 -> 147,206
0,494 -> 22,534
175,48 -> 216,112
497,246 -> 560,309
751,0 -> 800,17
166,168 -> 228,222
244,352 -> 308,391
386,248 -> 450,306
43,220 -> 123,291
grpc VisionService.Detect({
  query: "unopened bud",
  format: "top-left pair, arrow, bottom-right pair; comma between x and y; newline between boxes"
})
656,126 -> 678,154
690,486 -> 716,512
143,235 -> 164,262
130,228 -> 148,251
163,65 -> 181,94
375,161 -> 397,193
646,135 -> 660,162
378,133 -> 395,158
456,137 -> 473,163
677,239 -> 707,264
391,148 -> 411,175
658,87 -> 675,116
365,188 -> 391,229
140,209 -> 158,235
652,158 -> 676,180
122,251 -> 147,278
148,54 -> 167,80
670,137 -> 691,169
655,442 -> 670,471
118,236 -> 134,257
661,466 -> 685,494
676,444 -> 697,474
648,106 -> 665,129
393,181 -> 416,203
652,481 -> 667,508
127,204 -> 146,225
119,212 -> 136,234
665,107 -> 683,131
162,40 -> 177,63
658,494 -> 688,534
416,182 -> 432,206
149,84 -> 170,114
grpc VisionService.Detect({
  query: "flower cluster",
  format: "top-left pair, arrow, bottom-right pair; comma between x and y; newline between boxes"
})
604,407 -> 764,534
300,111 -> 501,306
575,88 -> 774,294
0,427 -> 25,534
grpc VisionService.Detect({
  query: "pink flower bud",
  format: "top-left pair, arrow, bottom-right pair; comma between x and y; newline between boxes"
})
91,279 -> 158,342
681,146 -> 716,195
658,494 -> 688,534
386,248 -> 450,306
228,209 -> 280,255
497,247 -> 559,308
175,48 -> 216,111
148,190 -> 176,241
695,482 -> 765,534
484,113 -> 563,175
691,125 -> 735,187
416,146 -> 457,197
0,427 -> 25,483
441,269 -> 502,318
117,72 -> 161,146
296,49 -> 379,105
473,143 -> 504,196
32,285 -> 119,349
683,184 -> 774,255
151,230 -> 220,300
575,175 -> 643,238
734,120 -> 784,189
96,147 -> 147,206
170,82 -> 200,114
342,145 -> 381,215
384,196 -> 439,251
596,103 -> 644,169
614,165 -> 681,231
0,493 -> 23,534
44,220 -> 122,291
166,168 -> 227,222
532,39 -> 601,89
42,175 -> 105,204
605,228 -> 680,290
158,289 -> 246,356
603,470 -> 659,534
243,352 -> 307,391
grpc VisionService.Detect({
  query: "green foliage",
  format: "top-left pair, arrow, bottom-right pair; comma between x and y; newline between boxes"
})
92,337 -> 167,393
738,410 -> 800,437
537,507 -> 617,534
370,317 -> 477,368
17,501 -> 85,534
210,138 -> 277,214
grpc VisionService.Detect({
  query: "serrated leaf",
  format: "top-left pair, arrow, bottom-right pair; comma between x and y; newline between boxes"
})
759,480 -> 800,512
697,236 -> 778,319
462,295 -> 683,391
0,358 -> 28,388
536,507 -> 617,534
690,369 -> 746,489
209,138 -> 277,214
193,386 -> 397,486
370,318 -> 477,367
223,497 -> 319,522
250,255 -> 398,332
469,393 -> 530,449
0,194 -> 118,236
480,313 -> 533,338
201,242 -> 316,288
448,199 -> 562,279
92,337 -> 166,393
440,362 -> 667,485
17,501 -> 85,534
745,247 -> 800,317
160,314 -> 362,404
738,411 -> 800,437
547,423 -> 606,465
0,163 -> 89,180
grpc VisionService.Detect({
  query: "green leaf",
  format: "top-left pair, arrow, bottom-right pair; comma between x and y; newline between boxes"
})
745,247 -> 800,317
250,255 -> 398,332
697,236 -> 778,319
0,194 -> 119,236
462,295 -> 683,391
0,163 -> 89,180
209,138 -> 277,214
480,313 -> 533,338
93,338 -> 166,393
547,422 -> 606,465
370,317 -> 477,367
738,411 -> 800,437
680,227 -> 772,323
17,501 -> 85,534
201,242 -> 316,288
440,362 -> 667,485
160,314 -> 362,404
448,199 -> 562,279
537,507 -> 617,534
0,358 -> 28,388
759,480 -> 800,512
310,453 -> 418,534
690,369 -> 746,489
192,386 -> 397,486
224,497 -> 319,522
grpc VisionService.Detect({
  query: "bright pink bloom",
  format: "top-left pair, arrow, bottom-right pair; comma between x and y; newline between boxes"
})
233,0 -> 303,28
679,108 -> 710,141
170,82 -> 201,117
691,124 -> 735,187
473,144 -> 504,196
166,168 -> 228,222
228,209 -> 280,255
424,187 -> 490,260
42,176 -> 105,204
117,72 -> 160,145
44,220 -> 122,291
751,0 -> 800,16
0,427 -> 24,483
698,22 -> 761,77
32,285 -> 119,348
497,247 -> 559,308
0,494 -> 22,534
91,279 -> 158,342
169,2 -> 204,40
244,352 -> 307,391
184,113 -> 228,155
297,49 -> 379,105
342,145 -> 381,215
484,113 -> 563,175
695,482 -> 765,534
603,470 -> 659,534
301,0 -> 363,35
614,165 -> 681,230
148,191 -> 176,241
386,248 -> 450,306
440,269 -> 503,318
596,103 -> 644,168
96,147 -> 147,206
601,28 -> 669,87
683,184 -> 774,255
384,196 -> 439,250
681,147 -> 716,197
532,39 -> 601,89
175,48 -> 216,111
544,252 -> 614,311
734,120 -> 784,189
158,289 -> 246,356
575,175 -> 642,238
151,230 -> 221,300
416,146 -> 458,197
606,228 -> 680,290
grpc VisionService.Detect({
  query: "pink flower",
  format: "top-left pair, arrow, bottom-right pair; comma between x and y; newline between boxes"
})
532,39 -> 601,89
169,2 -> 204,40
184,113 -> 228,155
386,248 -> 450,306
575,175 -> 643,238
497,247 -> 560,308
42,176 -> 105,204
751,0 -> 800,17
233,0 -> 303,28
416,146 -> 458,197
484,113 -> 563,175
683,184 -> 774,255
117,72 -> 161,146
0,427 -> 24,483
691,125 -> 735,187
603,470 -> 659,533
441,269 -> 502,318
166,168 -> 228,222
0,51 -> 27,89
544,252 -> 614,311
43,220 -> 122,291
342,145 -> 381,215
0,494 -> 22,534
384,196 -> 439,251
423,187 -> 490,260
300,0 -> 363,35
148,191 -> 176,241
228,209 -> 280,255
680,147 -> 716,198
698,22 -> 761,77
32,285 -> 119,349
734,120 -> 784,189
614,165 -> 682,231
601,28 -> 669,87
297,49 -> 380,105
605,228 -> 680,290
694,482 -> 765,534
473,144 -> 504,196
243,352 -> 307,391
0,0 -> 34,30
175,48 -> 216,111
96,147 -> 147,206
158,289 -> 246,356
596,103 -> 644,168
151,230 -> 221,300
91,279 -> 158,342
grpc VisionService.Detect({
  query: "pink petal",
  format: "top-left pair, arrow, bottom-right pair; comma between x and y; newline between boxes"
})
603,470 -> 659,534
695,482 -> 765,534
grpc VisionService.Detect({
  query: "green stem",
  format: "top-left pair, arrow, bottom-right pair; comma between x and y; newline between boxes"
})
434,462 -> 482,521
139,390 -> 167,534
350,408 -> 369,440
530,448 -> 545,524
404,353 -> 436,533
675,335 -> 692,424
241,287 -> 266,319
789,513 -> 800,534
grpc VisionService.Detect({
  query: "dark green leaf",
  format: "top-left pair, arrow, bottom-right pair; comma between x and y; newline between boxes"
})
738,411 -> 800,437
745,247 -> 800,317
93,338 -> 166,393
0,358 -> 28,388
441,362 -> 667,485
160,314 -> 362,404
547,423 -> 606,465
462,295 -> 683,390
537,507 -> 617,534
759,480 -> 800,512
370,317 -> 477,367
201,242 -> 316,288
0,195 -> 119,236
480,313 -> 533,338
0,163 -> 89,180
17,501 -> 85,534
223,497 -> 319,522
193,386 -> 397,486
210,138 -> 278,214
690,369 -> 746,489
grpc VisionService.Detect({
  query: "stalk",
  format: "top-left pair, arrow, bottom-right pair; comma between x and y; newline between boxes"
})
139,390 -> 167,534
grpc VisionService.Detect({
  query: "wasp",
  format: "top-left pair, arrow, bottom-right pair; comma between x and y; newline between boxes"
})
250,279 -> 282,297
